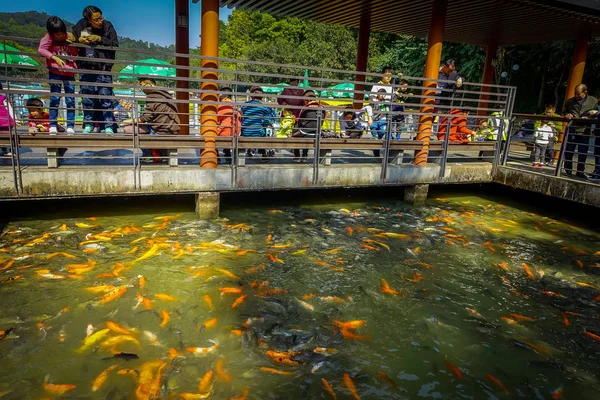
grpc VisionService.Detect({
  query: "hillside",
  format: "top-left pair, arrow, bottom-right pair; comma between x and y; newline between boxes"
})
0,11 -> 175,64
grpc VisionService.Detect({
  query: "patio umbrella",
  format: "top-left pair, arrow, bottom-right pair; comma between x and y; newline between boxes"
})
260,83 -> 289,94
118,58 -> 175,80
321,82 -> 355,98
0,44 -> 40,67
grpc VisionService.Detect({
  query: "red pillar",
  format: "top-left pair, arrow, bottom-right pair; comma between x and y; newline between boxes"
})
557,28 -> 590,151
478,37 -> 497,115
415,0 -> 448,166
175,0 -> 190,135
200,0 -> 219,168
353,6 -> 371,109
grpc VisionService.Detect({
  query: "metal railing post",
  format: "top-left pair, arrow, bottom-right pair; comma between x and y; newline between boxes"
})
555,121 -> 572,177
439,113 -> 451,178
500,117 -> 515,166
381,112 -> 392,180
6,92 -> 22,194
313,110 -> 322,184
131,87 -> 140,190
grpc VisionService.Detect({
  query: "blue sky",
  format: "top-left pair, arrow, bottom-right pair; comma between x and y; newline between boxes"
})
1,0 -> 233,47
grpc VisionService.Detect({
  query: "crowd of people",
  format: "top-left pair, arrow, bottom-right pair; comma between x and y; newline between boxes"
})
0,7 -> 599,178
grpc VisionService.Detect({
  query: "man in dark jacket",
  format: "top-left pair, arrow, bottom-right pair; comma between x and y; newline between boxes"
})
278,78 -> 305,118
563,83 -> 598,178
72,5 -> 119,134
292,90 -> 320,161
121,78 -> 180,135
436,59 -> 463,109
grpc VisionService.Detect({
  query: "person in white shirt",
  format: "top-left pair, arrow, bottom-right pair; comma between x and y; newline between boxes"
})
533,119 -> 555,167
370,67 -> 394,102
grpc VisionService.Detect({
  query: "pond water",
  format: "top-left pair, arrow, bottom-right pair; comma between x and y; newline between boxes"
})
0,189 -> 599,399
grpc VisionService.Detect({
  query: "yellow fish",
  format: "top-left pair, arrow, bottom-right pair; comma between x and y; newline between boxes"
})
76,328 -> 111,353
214,268 -> 238,280
132,244 -> 160,264
291,250 -> 307,255
362,239 -> 390,251
324,248 -> 341,254
383,232 -> 410,239
75,222 -> 97,228
155,293 -> 177,301
100,335 -> 140,350
92,364 -> 119,392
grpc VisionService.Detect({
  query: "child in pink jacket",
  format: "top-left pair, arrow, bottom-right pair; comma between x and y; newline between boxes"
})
38,16 -> 78,134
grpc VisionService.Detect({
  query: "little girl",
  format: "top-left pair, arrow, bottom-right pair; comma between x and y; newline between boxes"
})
38,16 -> 78,134
533,119 -> 554,168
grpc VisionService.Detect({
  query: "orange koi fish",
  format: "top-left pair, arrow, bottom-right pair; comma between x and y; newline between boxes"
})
561,313 -> 571,326
198,370 -> 214,393
466,308 -> 483,318
343,373 -> 360,400
440,227 -> 455,233
219,287 -> 242,296
333,320 -> 366,330
320,296 -> 346,303
347,227 -> 353,236
203,294 -> 214,310
576,260 -> 584,268
501,317 -> 518,325
135,294 -> 153,310
444,360 -> 463,379
487,374 -> 509,394
46,252 -> 76,259
43,376 -> 76,396
187,340 -> 219,356
214,268 -> 239,280
92,364 -> 119,392
509,313 -> 537,322
98,286 -> 127,305
204,317 -> 218,328
266,252 -> 285,264
106,321 -> 135,335
124,246 -> 139,255
495,262 -> 509,271
322,378 -> 337,399
377,372 -> 396,388
155,294 -> 177,301
259,367 -> 293,376
138,275 -> 146,289
231,329 -> 244,336
339,328 -> 370,341
551,387 -> 564,399
584,330 -> 600,342
522,264 -> 535,280
216,357 -> 232,382
159,310 -> 170,328
228,388 -> 249,400
231,295 -> 247,309
302,293 -> 316,300
265,350 -> 300,366
360,244 -> 379,252
380,279 -> 404,295
237,250 -> 257,256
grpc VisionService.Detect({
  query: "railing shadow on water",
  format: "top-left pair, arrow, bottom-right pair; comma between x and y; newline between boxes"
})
0,34 -> 518,195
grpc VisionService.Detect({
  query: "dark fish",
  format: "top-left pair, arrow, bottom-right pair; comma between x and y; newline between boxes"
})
102,352 -> 139,361
242,329 -> 258,348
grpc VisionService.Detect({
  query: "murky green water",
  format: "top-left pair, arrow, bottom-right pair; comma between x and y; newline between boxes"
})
0,191 -> 599,399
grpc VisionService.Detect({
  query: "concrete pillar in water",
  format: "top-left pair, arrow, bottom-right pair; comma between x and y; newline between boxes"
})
404,184 -> 429,205
195,192 -> 220,218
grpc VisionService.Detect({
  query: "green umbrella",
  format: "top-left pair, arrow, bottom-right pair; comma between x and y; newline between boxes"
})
118,58 -> 175,80
0,44 -> 39,67
260,83 -> 289,95
321,83 -> 355,98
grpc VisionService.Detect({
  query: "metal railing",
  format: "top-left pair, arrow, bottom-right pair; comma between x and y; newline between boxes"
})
503,114 -> 600,183
0,35 -> 518,195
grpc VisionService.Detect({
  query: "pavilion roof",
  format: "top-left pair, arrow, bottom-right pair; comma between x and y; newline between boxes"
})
220,0 -> 600,46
